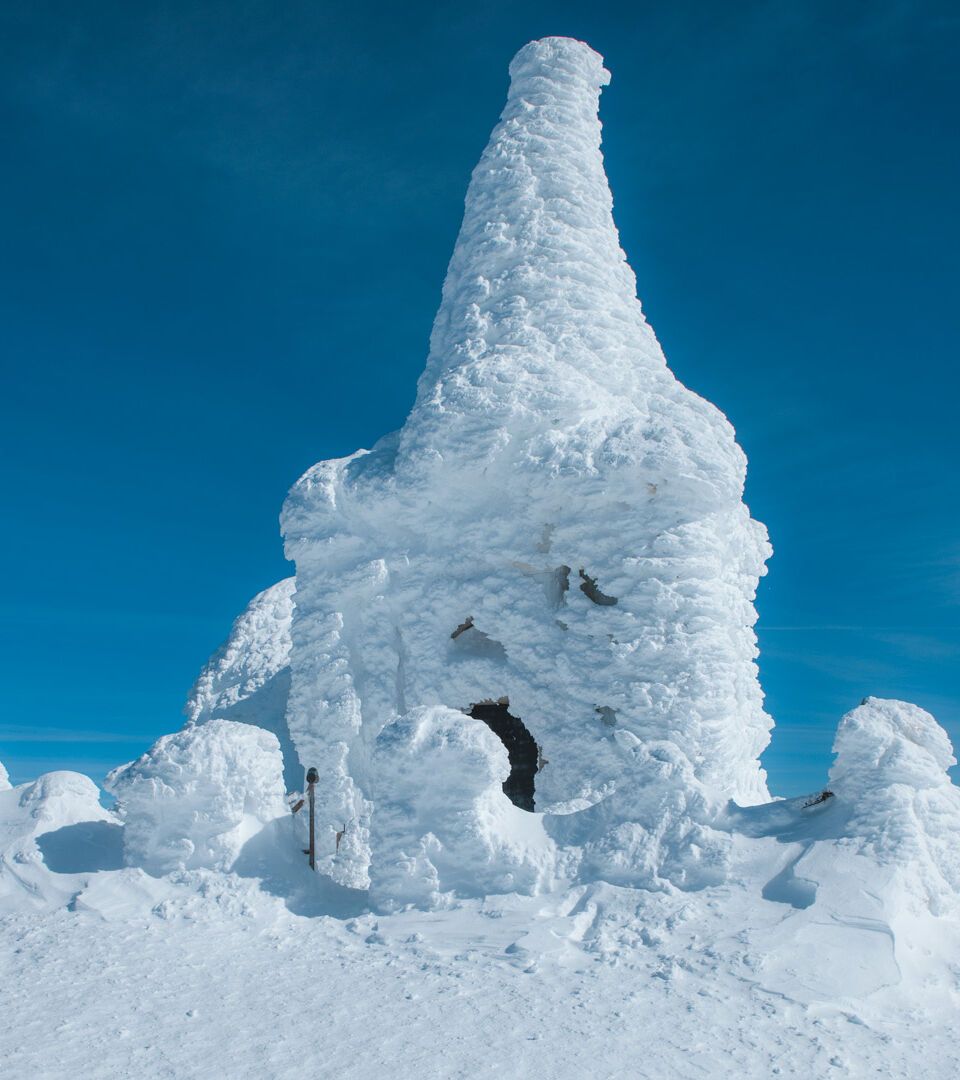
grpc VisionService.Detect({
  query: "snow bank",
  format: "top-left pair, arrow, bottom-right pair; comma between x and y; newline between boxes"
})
368,706 -> 557,911
184,578 -> 300,790
0,759 -> 9,790
828,697 -> 960,915
106,720 -> 287,876
0,771 -> 117,911
281,36 -> 771,896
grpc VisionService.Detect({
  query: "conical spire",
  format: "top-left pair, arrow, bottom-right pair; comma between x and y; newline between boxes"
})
403,38 -> 669,472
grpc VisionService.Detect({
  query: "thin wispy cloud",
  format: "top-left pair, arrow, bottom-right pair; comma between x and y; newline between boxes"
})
0,724 -> 147,744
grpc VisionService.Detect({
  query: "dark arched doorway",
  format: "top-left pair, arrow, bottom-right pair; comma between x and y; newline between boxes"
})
469,699 -> 539,812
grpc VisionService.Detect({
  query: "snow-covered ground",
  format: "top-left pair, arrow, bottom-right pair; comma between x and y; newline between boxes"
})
2,35 -> 957,1079
1,763 -> 957,1078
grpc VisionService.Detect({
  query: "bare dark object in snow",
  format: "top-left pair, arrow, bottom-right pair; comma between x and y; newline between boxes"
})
578,569 -> 618,606
802,790 -> 834,809
450,619 -> 508,660
469,700 -> 539,812
549,565 -> 571,608
596,706 -> 618,727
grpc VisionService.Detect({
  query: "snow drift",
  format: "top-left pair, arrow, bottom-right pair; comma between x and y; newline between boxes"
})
280,35 -> 772,896
724,697 -> 960,1003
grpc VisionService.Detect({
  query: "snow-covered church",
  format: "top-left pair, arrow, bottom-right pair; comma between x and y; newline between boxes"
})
5,36 -> 960,1077
8,38 -> 958,936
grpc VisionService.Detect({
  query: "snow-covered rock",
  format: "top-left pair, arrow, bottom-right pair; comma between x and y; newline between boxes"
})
184,578 -> 300,791
281,36 -> 771,894
106,719 -> 287,876
368,706 -> 557,911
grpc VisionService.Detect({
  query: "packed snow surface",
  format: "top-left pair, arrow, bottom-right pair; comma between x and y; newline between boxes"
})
1,718 -> 958,1076
1,36 -> 958,1080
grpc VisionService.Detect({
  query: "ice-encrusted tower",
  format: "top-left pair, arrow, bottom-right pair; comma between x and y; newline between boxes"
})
281,37 -> 772,897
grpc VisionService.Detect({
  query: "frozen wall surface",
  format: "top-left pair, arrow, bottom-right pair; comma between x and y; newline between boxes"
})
281,36 -> 772,896
106,720 -> 287,876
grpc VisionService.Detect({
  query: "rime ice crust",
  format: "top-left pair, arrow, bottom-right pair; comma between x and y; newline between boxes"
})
106,720 -> 287,876
368,706 -> 557,912
828,697 -> 960,915
184,578 -> 300,791
281,36 -> 772,896
185,579 -> 294,728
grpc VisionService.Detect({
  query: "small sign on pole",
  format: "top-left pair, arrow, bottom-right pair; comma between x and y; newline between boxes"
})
305,767 -> 319,871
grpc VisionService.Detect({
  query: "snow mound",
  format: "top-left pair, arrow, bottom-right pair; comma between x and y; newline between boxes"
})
280,36 -> 771,897
185,578 -> 300,790
829,696 -> 960,915
724,698 -> 960,1003
106,719 -> 287,876
563,733 -> 731,890
2,770 -> 110,837
0,771 -> 118,911
0,758 -> 9,790
368,706 -> 557,911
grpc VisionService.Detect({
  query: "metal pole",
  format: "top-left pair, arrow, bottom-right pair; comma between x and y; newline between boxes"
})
306,767 -> 319,871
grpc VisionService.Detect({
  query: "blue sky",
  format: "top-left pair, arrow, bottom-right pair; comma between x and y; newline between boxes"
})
1,0 -> 958,794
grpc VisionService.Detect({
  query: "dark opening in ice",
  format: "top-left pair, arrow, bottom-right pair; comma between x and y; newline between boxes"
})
469,699 -> 538,812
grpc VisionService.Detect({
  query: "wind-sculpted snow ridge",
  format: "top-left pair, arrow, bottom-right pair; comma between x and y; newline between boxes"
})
106,720 -> 287,876
281,36 -> 772,898
184,577 -> 300,791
